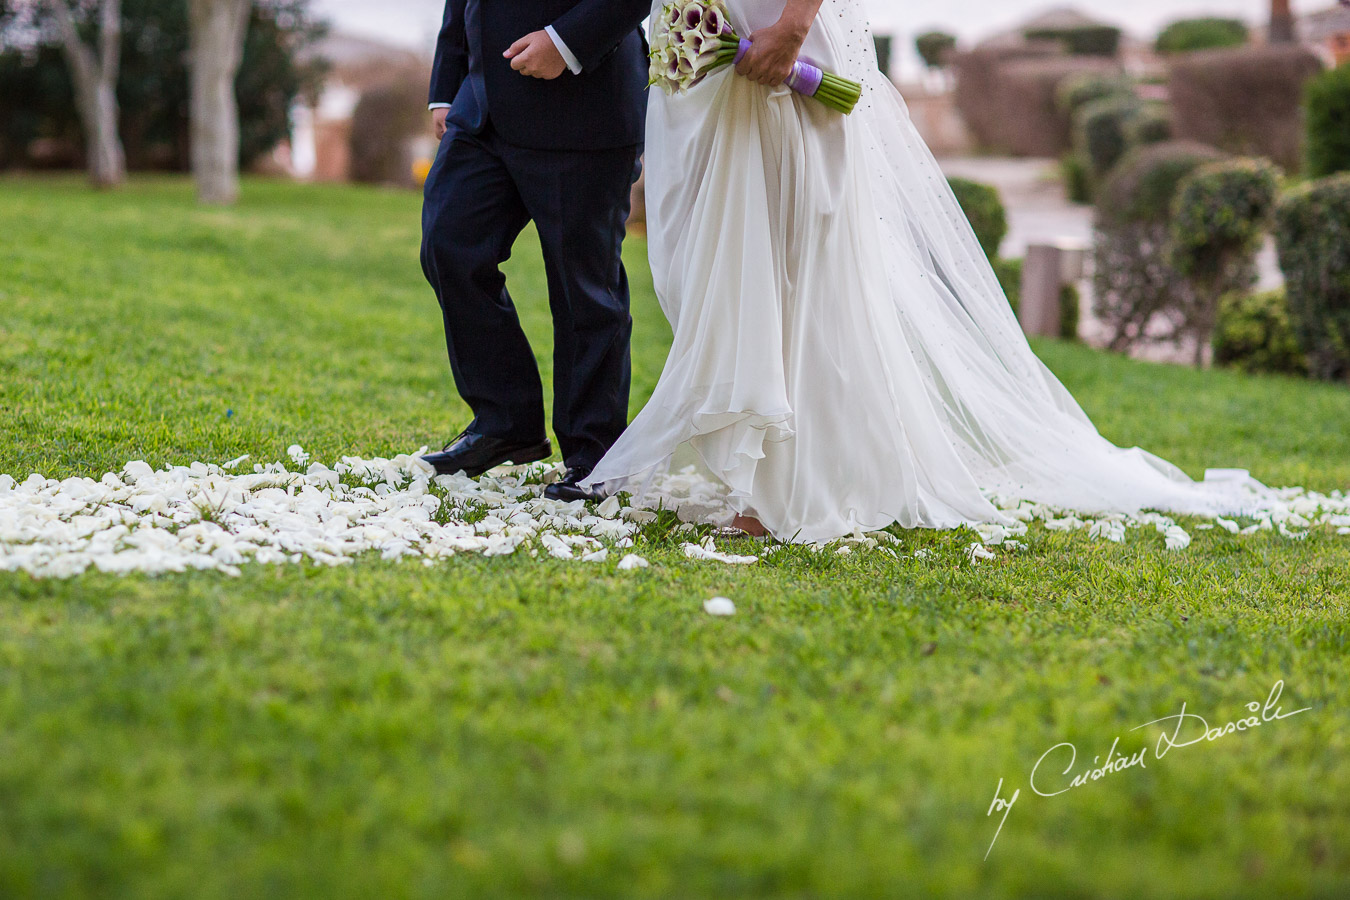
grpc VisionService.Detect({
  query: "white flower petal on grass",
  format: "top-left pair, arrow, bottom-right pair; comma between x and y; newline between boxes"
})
596,495 -> 622,519
223,455 -> 250,470
682,542 -> 757,565
5,450 -> 1350,580
122,461 -> 154,482
617,554 -> 649,570
1088,520 -> 1126,543
703,596 -> 736,616
967,543 -> 996,564
1163,526 -> 1192,551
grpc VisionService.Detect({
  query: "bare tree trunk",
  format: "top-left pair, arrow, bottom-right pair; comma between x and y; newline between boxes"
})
188,0 -> 252,206
1270,0 -> 1296,44
49,0 -> 125,188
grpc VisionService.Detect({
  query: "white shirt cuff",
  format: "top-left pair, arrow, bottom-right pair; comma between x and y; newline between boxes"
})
428,102 -> 452,110
545,25 -> 583,74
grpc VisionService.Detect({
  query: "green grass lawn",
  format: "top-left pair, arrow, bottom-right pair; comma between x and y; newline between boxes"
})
2,176 -> 1348,899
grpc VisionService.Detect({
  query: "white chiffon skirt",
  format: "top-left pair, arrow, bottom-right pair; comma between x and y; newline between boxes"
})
584,0 -> 1269,543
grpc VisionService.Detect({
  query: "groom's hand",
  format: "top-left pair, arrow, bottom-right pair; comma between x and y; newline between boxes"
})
432,108 -> 449,140
505,31 -> 568,80
736,19 -> 809,87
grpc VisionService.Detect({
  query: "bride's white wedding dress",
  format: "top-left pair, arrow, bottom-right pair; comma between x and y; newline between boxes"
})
583,0 -> 1268,542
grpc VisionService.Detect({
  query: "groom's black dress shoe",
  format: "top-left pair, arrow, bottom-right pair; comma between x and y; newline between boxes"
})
422,431 -> 552,478
544,466 -> 606,503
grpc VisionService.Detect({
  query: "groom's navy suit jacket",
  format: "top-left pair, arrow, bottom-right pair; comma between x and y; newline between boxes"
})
430,0 -> 651,150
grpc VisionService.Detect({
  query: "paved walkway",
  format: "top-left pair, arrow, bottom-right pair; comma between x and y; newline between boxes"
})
939,157 -> 1092,258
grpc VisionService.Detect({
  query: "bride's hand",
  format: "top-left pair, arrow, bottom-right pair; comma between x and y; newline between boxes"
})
735,18 -> 809,87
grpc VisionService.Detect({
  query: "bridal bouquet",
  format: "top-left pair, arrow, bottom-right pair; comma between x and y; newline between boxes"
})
648,0 -> 863,114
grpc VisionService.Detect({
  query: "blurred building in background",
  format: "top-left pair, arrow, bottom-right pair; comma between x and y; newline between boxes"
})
1302,4 -> 1350,65
290,32 -> 433,184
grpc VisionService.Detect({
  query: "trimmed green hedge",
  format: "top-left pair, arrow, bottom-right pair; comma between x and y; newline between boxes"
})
1155,18 -> 1249,55
1026,25 -> 1122,58
1305,64 -> 1350,178
1275,174 -> 1350,380
1212,290 -> 1306,375
948,177 -> 1008,259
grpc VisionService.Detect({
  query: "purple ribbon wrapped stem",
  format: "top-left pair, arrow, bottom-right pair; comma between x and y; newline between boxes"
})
733,38 -> 825,98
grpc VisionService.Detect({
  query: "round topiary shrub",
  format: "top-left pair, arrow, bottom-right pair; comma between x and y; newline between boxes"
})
1092,141 -> 1226,353
1167,158 -> 1281,363
1126,105 -> 1173,147
1305,64 -> 1350,179
1076,95 -> 1143,183
948,176 -> 1008,259
1056,72 -> 1131,117
1275,174 -> 1350,381
1171,158 -> 1281,279
1212,290 -> 1307,375
1095,140 -> 1225,227
1155,18 -> 1249,55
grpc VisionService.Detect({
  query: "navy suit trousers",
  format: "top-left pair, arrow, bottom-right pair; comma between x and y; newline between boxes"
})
420,122 -> 642,471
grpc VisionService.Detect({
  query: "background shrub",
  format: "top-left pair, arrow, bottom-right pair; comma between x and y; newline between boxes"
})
1126,106 -> 1173,148
1168,45 -> 1323,171
1062,153 -> 1092,204
1025,25 -> 1123,58
915,32 -> 957,71
1092,141 -> 1225,352
1059,283 -> 1081,341
948,177 -> 1008,259
1171,159 -> 1281,279
349,82 -> 428,187
1212,290 -> 1307,375
1155,18 -> 1249,55
1095,141 -> 1225,228
994,257 -> 1022,314
1168,159 -> 1281,364
1275,174 -> 1350,381
1304,64 -> 1350,178
1076,95 -> 1143,183
1056,72 -> 1131,116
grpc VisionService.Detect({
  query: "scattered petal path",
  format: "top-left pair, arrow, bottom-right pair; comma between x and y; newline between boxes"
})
1,450 -> 1348,579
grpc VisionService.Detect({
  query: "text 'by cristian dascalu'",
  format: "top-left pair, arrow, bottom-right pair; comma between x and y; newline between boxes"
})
983,680 -> 1312,859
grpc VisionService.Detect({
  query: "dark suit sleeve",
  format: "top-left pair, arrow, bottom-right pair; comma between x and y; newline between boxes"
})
549,0 -> 651,73
429,0 -> 469,105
